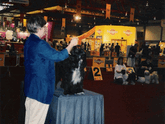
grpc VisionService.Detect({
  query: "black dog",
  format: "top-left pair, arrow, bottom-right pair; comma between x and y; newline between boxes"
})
55,45 -> 86,95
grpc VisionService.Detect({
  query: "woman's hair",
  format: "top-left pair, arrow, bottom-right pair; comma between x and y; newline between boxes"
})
27,15 -> 46,34
117,57 -> 123,65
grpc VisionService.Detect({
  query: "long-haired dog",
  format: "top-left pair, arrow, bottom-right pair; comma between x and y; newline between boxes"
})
144,70 -> 150,84
55,46 -> 86,95
150,71 -> 159,84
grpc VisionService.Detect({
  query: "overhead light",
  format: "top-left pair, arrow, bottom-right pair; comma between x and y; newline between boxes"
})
74,15 -> 81,20
154,17 -> 156,20
2,3 -> 13,6
65,4 -> 67,8
146,1 -> 149,6
125,12 -> 127,16
0,6 -> 4,11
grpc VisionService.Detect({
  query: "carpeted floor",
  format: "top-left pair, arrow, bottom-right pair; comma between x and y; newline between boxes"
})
83,68 -> 165,124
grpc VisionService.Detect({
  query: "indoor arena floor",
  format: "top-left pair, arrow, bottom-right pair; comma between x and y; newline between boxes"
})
83,69 -> 165,124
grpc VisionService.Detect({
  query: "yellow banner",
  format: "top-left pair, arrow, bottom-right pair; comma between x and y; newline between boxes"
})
92,66 -> 103,80
23,19 -> 27,27
106,4 -> 111,19
93,57 -> 105,67
62,18 -> 66,28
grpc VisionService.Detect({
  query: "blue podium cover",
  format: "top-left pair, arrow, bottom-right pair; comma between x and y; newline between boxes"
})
45,88 -> 104,124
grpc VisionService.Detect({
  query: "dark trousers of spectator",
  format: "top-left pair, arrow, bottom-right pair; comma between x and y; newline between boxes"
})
127,72 -> 136,82
117,52 -> 119,57
114,78 -> 123,85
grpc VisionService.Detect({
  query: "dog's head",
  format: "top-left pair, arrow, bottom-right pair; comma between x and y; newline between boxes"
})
144,70 -> 150,76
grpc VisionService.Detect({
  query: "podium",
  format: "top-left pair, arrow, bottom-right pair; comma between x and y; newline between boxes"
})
45,88 -> 104,124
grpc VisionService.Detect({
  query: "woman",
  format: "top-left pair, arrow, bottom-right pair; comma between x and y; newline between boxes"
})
100,43 -> 104,56
24,15 -> 78,124
114,57 -> 136,85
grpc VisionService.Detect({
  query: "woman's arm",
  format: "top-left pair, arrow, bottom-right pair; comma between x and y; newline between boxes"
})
37,37 -> 78,62
66,37 -> 78,54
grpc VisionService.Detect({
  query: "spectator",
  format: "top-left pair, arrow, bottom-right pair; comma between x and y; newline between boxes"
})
48,39 -> 52,47
100,43 -> 104,56
52,40 -> 58,49
163,48 -> 165,54
115,43 -> 120,57
84,42 -> 87,51
58,41 -> 63,51
108,43 -> 111,51
155,43 -> 161,56
127,44 -> 138,67
137,56 -> 159,84
142,44 -> 150,58
110,43 -> 114,58
114,57 -> 136,85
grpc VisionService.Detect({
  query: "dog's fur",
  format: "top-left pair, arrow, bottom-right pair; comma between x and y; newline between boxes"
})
144,70 -> 151,84
150,71 -> 159,84
55,46 -> 86,95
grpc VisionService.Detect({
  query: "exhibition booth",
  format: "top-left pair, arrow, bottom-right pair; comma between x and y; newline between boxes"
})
78,25 -> 136,57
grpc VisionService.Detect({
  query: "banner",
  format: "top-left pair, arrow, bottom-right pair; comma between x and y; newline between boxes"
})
76,0 -> 81,17
20,13 -> 24,23
44,16 -> 48,22
106,4 -> 111,19
62,18 -> 66,28
23,19 -> 27,27
93,57 -> 105,67
130,8 -> 135,22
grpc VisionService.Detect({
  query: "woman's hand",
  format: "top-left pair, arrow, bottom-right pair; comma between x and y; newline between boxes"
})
66,37 -> 78,54
70,37 -> 78,47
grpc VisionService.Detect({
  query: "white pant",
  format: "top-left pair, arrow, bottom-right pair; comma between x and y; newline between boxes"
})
25,97 -> 49,124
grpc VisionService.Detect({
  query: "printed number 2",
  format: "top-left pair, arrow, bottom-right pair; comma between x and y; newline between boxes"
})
94,67 -> 100,76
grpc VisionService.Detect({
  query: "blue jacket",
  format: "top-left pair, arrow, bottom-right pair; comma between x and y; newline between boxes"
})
24,34 -> 68,104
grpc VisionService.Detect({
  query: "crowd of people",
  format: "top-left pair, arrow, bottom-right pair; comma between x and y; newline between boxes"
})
50,40 -> 161,86
114,43 -> 161,85
99,43 -> 121,57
